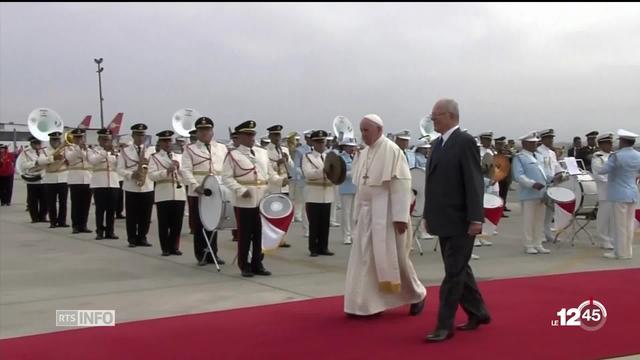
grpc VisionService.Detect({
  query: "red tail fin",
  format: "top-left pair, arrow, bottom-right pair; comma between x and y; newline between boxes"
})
78,115 -> 92,129
106,113 -> 124,136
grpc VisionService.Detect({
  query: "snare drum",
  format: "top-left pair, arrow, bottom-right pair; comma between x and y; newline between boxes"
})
557,173 -> 598,214
260,194 -> 294,250
199,175 -> 237,231
483,194 -> 504,224
545,187 -> 576,210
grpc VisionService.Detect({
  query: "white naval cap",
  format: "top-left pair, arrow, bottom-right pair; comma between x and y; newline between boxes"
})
363,114 -> 383,126
478,131 -> 493,139
538,129 -> 555,138
597,132 -> 615,143
617,129 -> 639,140
416,141 -> 431,149
395,130 -> 411,140
340,137 -> 358,146
518,131 -> 540,142
303,129 -> 314,137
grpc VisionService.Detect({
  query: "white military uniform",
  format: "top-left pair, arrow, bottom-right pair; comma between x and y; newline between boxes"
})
17,147 -> 45,184
64,144 -> 92,185
87,146 -> 120,189
266,142 -> 293,194
117,144 -> 155,192
222,145 -> 276,208
181,141 -> 228,196
536,143 -> 563,241
302,150 -> 335,204
38,147 -> 68,184
480,146 -> 499,195
591,150 -> 614,249
148,151 -> 186,202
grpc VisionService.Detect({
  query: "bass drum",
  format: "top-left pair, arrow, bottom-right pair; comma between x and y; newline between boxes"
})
410,167 -> 426,217
199,175 -> 236,231
557,173 -> 598,215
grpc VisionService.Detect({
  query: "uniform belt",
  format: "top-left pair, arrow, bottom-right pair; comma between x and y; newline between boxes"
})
93,169 -> 117,173
306,181 -> 333,187
45,169 -> 66,173
156,180 -> 180,185
237,180 -> 268,186
192,171 -> 214,175
68,167 -> 91,171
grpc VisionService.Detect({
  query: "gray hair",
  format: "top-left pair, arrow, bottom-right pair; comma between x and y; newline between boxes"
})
440,98 -> 459,119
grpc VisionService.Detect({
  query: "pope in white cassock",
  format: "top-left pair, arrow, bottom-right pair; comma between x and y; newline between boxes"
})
344,114 -> 427,316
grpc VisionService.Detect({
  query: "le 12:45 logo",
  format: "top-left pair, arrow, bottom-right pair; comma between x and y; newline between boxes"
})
552,298 -> 607,331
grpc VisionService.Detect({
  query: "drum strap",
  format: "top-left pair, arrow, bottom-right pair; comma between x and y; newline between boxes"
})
226,151 -> 255,178
121,149 -> 139,169
186,145 -> 211,167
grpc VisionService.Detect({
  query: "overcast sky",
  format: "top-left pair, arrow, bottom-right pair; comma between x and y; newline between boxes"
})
1,2 -> 639,142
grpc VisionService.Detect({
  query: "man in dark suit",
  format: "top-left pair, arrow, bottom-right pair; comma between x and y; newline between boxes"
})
423,98 -> 491,343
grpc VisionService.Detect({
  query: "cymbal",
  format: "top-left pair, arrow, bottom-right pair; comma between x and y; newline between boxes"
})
324,152 -> 346,185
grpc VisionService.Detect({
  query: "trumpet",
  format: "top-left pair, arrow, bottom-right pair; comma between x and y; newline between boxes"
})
167,152 -> 182,189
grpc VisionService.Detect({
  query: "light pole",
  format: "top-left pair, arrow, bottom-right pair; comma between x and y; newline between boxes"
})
94,58 -> 105,129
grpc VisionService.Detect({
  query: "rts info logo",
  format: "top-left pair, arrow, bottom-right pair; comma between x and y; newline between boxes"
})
551,298 -> 607,331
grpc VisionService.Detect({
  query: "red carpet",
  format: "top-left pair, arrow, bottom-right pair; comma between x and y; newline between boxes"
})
2,268 -> 639,360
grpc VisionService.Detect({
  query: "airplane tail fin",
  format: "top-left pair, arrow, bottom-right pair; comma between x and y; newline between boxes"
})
106,113 -> 124,136
78,115 -> 92,129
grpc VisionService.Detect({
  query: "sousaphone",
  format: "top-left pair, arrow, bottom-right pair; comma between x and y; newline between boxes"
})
172,108 -> 202,137
332,115 -> 354,143
419,115 -> 440,143
27,108 -> 64,141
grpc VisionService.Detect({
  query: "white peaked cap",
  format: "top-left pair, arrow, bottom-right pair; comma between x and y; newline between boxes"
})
617,129 -> 639,140
395,130 -> 411,140
518,131 -> 540,142
417,141 -> 431,148
478,131 -> 494,139
597,132 -> 614,142
363,114 -> 383,126
340,137 -> 358,146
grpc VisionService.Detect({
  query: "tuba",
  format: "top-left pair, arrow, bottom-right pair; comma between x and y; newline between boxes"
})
27,108 -> 70,171
419,115 -> 440,143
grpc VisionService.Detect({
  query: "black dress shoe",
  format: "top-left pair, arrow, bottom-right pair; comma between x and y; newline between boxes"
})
319,251 -> 334,256
214,256 -> 226,265
171,250 -> 182,256
409,298 -> 425,316
80,228 -> 93,233
72,229 -> 80,234
241,269 -> 254,277
95,234 -> 104,240
115,214 -> 126,219
161,252 -> 171,256
504,207 -> 511,212
105,233 -> 119,239
425,329 -> 453,343
310,253 -> 319,257
456,317 -> 491,331
279,243 -> 291,248
128,243 -> 137,248
58,224 -> 70,228
138,242 -> 152,247
501,213 -> 509,218
252,268 -> 272,276
49,224 -> 57,228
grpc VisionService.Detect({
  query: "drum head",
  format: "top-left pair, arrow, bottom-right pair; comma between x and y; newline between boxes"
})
483,193 -> 503,208
410,167 -> 426,217
199,175 -> 223,231
547,187 -> 575,203
260,194 -> 293,219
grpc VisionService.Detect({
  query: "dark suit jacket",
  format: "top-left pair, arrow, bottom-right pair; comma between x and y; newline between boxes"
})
423,128 -> 484,237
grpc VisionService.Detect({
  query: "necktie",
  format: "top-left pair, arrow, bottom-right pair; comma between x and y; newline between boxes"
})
204,143 -> 210,153
136,145 -> 141,154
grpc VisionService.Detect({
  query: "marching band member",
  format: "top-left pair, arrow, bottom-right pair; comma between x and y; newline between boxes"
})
16,137 -> 48,222
87,128 -> 120,240
338,137 -> 357,244
222,120 -> 278,277
38,131 -> 69,229
494,136 -> 513,214
293,130 -> 313,236
477,131 -> 496,247
591,132 -> 615,250
413,140 -> 434,240
149,130 -> 186,256
302,130 -> 335,257
536,129 -> 563,242
117,123 -> 155,248
181,117 -> 228,265
266,124 -> 294,248
328,135 -> 341,228
576,131 -> 599,172
513,132 -> 554,254
65,128 -> 93,234
598,129 -> 640,260
185,128 -> 198,234
394,130 -> 416,168
115,141 -> 126,219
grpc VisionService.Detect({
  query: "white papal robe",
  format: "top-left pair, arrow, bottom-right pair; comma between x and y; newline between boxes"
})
344,135 -> 426,315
